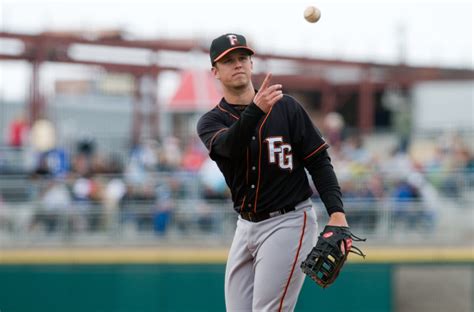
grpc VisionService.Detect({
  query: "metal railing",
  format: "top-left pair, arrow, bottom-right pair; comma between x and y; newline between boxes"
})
0,169 -> 472,247
0,197 -> 472,247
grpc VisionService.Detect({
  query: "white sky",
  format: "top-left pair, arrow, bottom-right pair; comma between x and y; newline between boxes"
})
0,0 -> 473,100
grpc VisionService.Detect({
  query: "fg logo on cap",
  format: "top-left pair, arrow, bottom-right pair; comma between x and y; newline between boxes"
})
227,34 -> 239,46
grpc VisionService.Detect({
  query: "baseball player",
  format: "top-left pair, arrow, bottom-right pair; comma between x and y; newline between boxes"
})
197,33 -> 350,312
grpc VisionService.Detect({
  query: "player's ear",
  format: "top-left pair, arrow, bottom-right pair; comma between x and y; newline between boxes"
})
211,66 -> 220,80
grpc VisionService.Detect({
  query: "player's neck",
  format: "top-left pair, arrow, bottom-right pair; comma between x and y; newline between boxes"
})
222,84 -> 255,105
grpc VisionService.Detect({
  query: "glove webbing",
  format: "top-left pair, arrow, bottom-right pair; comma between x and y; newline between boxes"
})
347,232 -> 367,258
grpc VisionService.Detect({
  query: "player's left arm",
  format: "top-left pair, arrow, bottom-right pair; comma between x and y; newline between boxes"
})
304,150 -> 346,219
288,97 -> 347,219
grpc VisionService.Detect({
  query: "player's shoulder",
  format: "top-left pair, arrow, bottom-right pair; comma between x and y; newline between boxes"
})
197,104 -> 223,127
278,94 -> 304,111
199,104 -> 222,120
281,94 -> 300,104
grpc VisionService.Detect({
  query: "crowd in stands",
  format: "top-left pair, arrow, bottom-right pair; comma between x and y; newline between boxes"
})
0,113 -> 472,237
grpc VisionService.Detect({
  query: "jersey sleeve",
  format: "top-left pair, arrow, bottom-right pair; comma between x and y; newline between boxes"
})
305,150 -> 345,215
289,97 -> 329,160
196,111 -> 227,159
197,103 -> 265,160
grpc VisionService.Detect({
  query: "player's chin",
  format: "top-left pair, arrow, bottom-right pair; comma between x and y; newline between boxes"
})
231,77 -> 249,88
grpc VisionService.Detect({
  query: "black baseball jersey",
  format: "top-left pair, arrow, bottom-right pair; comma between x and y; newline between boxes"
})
197,95 -> 330,214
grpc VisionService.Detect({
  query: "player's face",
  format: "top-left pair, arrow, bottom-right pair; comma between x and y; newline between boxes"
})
212,50 -> 253,90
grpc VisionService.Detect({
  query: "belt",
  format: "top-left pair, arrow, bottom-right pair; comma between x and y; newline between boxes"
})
240,206 -> 296,223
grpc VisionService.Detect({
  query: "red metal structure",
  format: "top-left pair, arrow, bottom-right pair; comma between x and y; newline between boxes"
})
1,30 -> 473,142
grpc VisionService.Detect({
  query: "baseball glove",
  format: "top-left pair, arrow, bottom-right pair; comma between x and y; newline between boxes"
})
301,225 -> 366,288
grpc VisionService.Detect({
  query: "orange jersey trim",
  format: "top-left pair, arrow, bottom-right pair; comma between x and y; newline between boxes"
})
239,195 -> 247,212
217,104 -> 240,120
208,128 -> 227,152
303,142 -> 329,160
253,106 -> 274,212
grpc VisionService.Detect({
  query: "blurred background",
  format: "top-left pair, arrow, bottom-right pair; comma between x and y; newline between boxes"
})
0,0 -> 472,311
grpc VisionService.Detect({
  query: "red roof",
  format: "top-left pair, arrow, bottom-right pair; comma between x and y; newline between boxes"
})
168,70 -> 222,112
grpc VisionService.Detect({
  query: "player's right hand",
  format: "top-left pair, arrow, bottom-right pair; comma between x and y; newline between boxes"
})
253,73 -> 283,113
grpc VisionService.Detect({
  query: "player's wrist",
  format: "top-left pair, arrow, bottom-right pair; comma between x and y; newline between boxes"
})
327,212 -> 349,227
249,102 -> 266,114
253,100 -> 270,113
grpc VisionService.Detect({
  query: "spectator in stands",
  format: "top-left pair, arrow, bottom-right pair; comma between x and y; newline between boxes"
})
153,182 -> 173,235
425,141 -> 462,197
128,139 -> 160,172
323,112 -> 345,152
103,177 -> 126,232
30,179 -> 71,233
73,137 -> 96,175
181,138 -> 207,172
391,179 -> 421,228
71,176 -> 96,231
30,119 -> 56,153
338,176 -> 379,232
43,147 -> 69,178
125,148 -> 147,186
341,133 -> 371,165
159,136 -> 182,171
461,148 -> 474,186
407,172 -> 438,230
7,114 -> 28,148
198,157 -> 228,200
32,156 -> 52,177
71,153 -> 90,177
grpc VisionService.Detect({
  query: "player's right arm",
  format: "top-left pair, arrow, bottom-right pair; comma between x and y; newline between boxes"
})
197,73 -> 281,159
197,104 -> 265,159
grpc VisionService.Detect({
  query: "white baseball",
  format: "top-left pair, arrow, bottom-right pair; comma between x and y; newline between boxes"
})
304,6 -> 321,23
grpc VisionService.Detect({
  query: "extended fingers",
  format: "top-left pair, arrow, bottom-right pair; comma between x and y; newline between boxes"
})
268,84 -> 283,98
269,91 -> 284,105
263,84 -> 283,105
268,84 -> 282,92
254,76 -> 284,112
255,83 -> 281,101
259,73 -> 272,91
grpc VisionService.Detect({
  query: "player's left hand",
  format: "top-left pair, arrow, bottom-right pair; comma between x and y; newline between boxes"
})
327,212 -> 350,254
301,225 -> 366,288
327,212 -> 349,227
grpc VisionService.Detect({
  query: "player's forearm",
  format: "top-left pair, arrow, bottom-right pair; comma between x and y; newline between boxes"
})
213,103 -> 265,158
305,151 -> 345,215
317,182 -> 345,215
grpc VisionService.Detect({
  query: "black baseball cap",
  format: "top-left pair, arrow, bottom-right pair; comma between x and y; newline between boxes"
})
210,33 -> 255,65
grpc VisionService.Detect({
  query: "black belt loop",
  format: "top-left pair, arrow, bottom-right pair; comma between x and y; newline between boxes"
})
240,205 -> 296,223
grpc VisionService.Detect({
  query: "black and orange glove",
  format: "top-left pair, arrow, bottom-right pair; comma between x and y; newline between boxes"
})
301,225 -> 366,288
